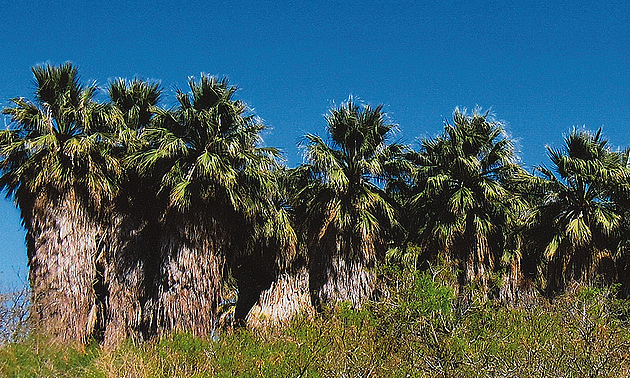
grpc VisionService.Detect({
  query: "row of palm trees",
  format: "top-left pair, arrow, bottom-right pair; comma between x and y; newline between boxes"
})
1,63 -> 629,347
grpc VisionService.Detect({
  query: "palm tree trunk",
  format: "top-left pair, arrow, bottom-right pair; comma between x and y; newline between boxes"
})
152,215 -> 225,338
246,259 -> 314,328
310,235 -> 377,307
101,214 -> 160,348
26,192 -> 102,344
555,247 -> 616,292
461,237 -> 494,301
498,256 -> 524,305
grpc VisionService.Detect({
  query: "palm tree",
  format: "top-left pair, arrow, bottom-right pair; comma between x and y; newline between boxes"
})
296,98 -> 405,307
615,152 -> 630,296
101,78 -> 162,347
408,109 -> 524,301
527,129 -> 628,293
244,166 -> 314,328
0,63 -> 119,343
136,75 -> 287,337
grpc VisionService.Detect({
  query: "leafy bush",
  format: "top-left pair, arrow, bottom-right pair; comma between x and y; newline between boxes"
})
2,268 -> 630,376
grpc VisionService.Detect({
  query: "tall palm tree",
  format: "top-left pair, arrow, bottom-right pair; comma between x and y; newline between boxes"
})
101,78 -> 162,347
408,109 -> 524,301
527,129 -> 628,293
0,63 -> 119,343
296,98 -> 405,307
136,75 -> 287,337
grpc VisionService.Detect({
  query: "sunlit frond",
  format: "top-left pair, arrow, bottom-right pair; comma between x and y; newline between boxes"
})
527,128 -> 630,292
0,63 -> 119,212
405,108 -> 524,299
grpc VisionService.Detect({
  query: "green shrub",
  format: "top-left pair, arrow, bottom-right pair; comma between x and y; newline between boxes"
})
2,269 -> 630,376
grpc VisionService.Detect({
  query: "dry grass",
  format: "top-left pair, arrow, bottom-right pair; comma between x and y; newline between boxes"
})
3,270 -> 630,377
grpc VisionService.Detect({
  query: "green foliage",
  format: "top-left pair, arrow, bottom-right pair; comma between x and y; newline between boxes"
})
522,128 -> 630,293
0,62 -> 119,211
401,109 -> 526,300
134,73 -> 295,261
396,271 -> 454,318
0,338 -> 103,377
295,97 -> 409,305
4,63 -> 630,374
296,98 -> 405,247
4,268 -> 629,376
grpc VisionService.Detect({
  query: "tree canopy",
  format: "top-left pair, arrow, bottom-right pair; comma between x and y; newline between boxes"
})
1,64 -> 630,346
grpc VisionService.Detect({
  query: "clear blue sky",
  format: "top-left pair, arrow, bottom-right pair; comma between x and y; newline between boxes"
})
0,0 -> 628,287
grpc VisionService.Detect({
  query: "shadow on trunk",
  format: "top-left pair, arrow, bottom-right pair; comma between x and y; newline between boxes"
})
150,214 -> 225,338
101,213 -> 160,348
309,234 -> 378,309
233,252 -> 275,325
246,256 -> 314,329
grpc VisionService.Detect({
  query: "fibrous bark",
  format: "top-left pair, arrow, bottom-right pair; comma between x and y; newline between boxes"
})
246,260 -> 314,328
152,215 -> 225,338
547,246 -> 615,295
26,193 -> 102,344
101,214 -> 160,348
310,235 -> 378,308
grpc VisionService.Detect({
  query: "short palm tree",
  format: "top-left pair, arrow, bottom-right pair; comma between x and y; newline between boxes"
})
0,63 -> 119,342
244,166 -> 314,328
296,98 -> 405,307
136,75 -> 289,336
408,109 -> 524,301
529,129 -> 628,293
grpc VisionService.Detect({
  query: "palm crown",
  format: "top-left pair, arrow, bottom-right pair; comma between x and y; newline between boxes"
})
296,98 -> 407,305
530,129 -> 629,291
300,99 -> 404,252
136,76 -> 279,216
0,63 -> 119,211
408,109 -> 523,296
